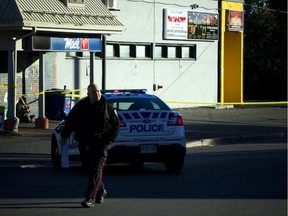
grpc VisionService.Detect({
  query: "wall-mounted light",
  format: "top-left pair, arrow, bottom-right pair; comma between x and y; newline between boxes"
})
190,4 -> 199,10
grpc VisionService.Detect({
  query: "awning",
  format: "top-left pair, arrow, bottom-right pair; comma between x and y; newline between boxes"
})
0,0 -> 125,34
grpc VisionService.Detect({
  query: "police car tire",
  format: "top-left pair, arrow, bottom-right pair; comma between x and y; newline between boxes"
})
51,135 -> 61,168
164,157 -> 184,173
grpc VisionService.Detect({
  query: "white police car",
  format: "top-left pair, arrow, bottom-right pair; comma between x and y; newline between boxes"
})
51,89 -> 186,172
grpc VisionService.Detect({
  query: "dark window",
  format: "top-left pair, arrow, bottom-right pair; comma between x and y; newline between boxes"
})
107,97 -> 170,111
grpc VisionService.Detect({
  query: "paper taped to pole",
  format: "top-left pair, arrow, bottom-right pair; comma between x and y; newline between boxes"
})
61,140 -> 70,168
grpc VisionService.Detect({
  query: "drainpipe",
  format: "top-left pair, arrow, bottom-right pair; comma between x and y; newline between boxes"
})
102,34 -> 106,90
152,0 -> 156,93
15,27 -> 37,41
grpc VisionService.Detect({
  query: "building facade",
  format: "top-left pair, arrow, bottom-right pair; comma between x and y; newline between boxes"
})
54,0 -> 244,108
0,0 -> 244,125
56,0 -> 220,108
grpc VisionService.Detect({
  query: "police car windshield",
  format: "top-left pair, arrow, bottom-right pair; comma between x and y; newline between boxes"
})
107,97 -> 171,111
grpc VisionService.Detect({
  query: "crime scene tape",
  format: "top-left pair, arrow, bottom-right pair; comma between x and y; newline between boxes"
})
165,100 -> 288,105
1,85 -> 287,106
14,88 -> 87,98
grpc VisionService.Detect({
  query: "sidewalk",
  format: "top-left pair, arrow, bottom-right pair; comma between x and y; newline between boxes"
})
1,105 -> 287,148
178,105 -> 287,147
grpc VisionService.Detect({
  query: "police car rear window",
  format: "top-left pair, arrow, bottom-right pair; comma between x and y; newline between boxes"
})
107,98 -> 170,111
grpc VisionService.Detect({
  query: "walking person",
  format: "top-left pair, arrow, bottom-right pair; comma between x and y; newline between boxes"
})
61,84 -> 119,208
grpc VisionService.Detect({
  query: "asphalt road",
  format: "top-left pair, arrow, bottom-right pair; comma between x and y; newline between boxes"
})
0,141 -> 286,216
0,106 -> 287,216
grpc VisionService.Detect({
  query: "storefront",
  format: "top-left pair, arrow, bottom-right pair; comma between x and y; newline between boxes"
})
0,0 -> 124,131
0,0 -> 244,132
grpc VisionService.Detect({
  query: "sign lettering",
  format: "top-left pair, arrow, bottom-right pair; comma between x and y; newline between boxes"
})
168,16 -> 186,23
50,37 -> 101,52
130,124 -> 164,133
64,38 -> 80,50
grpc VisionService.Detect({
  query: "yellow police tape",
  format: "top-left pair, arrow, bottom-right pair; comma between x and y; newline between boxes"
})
64,92 -> 288,105
14,88 -> 87,98
165,100 -> 288,105
1,85 -> 287,106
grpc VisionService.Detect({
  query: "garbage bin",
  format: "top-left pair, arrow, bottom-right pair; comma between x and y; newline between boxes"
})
0,106 -> 7,129
45,89 -> 72,120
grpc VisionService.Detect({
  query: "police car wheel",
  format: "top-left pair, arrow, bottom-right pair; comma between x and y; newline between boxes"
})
51,135 -> 61,168
164,157 -> 184,173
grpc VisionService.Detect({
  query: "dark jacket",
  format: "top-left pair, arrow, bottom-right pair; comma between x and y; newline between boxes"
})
61,96 -> 119,145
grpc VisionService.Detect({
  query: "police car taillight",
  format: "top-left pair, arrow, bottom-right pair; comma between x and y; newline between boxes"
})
167,115 -> 183,126
119,121 -> 127,127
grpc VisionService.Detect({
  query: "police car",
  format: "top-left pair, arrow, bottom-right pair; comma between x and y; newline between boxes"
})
51,89 -> 186,172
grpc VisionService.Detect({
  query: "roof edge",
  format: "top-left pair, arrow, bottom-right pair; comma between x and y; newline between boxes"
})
22,26 -> 125,34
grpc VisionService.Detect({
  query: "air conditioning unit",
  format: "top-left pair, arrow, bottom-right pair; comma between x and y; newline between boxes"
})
102,0 -> 118,10
61,0 -> 85,8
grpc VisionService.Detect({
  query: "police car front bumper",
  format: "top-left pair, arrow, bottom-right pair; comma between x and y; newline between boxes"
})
106,144 -> 186,164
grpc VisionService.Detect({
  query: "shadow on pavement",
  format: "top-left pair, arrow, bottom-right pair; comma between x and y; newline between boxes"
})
0,147 -> 286,201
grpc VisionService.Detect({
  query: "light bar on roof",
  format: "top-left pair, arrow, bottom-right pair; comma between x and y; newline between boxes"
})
101,89 -> 147,94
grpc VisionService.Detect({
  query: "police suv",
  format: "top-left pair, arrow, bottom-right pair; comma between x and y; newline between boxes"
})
51,89 -> 186,172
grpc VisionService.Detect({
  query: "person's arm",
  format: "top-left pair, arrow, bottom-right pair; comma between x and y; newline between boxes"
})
61,103 -> 79,139
107,103 -> 120,143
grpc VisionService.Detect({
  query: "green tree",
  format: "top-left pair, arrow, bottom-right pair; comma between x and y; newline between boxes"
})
244,0 -> 287,100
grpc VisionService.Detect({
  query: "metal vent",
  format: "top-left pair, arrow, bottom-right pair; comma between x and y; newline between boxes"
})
102,0 -> 118,10
61,0 -> 85,8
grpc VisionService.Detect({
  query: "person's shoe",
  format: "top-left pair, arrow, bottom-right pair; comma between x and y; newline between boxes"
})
95,189 -> 107,204
81,198 -> 95,208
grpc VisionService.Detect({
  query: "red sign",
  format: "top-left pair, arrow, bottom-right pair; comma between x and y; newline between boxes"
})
65,100 -> 71,107
81,38 -> 89,50
227,10 -> 243,31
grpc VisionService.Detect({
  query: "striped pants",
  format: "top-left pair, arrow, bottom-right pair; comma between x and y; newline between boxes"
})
79,141 -> 108,200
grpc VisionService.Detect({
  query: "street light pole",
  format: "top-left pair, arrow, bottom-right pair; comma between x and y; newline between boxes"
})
218,0 -> 223,104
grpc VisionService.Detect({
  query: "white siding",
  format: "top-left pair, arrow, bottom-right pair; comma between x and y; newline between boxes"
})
55,0 -> 219,108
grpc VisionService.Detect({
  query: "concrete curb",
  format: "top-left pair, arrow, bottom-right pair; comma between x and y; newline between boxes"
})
186,132 -> 287,148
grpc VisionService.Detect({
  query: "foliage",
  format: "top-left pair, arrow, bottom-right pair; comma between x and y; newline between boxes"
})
244,0 -> 287,100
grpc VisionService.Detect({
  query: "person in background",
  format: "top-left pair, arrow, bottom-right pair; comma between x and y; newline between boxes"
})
16,96 -> 36,123
61,84 -> 119,208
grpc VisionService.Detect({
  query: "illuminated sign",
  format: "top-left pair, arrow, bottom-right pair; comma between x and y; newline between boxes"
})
51,38 -> 100,51
27,36 -> 101,52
